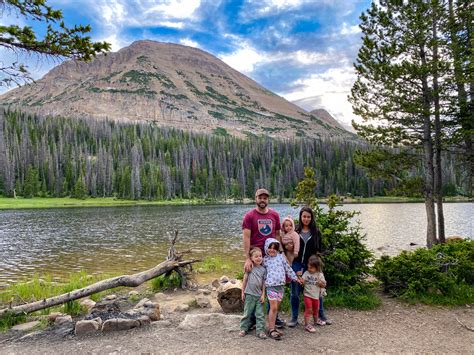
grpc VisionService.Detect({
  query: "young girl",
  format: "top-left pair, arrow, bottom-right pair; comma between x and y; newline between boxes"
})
240,247 -> 267,339
281,216 -> 300,265
302,255 -> 326,333
263,238 -> 302,340
288,206 -> 331,327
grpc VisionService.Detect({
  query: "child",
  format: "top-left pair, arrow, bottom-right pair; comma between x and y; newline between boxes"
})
263,238 -> 302,340
281,216 -> 300,265
302,255 -> 326,333
240,247 -> 267,339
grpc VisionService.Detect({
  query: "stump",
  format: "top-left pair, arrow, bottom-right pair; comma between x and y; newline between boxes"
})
216,280 -> 244,313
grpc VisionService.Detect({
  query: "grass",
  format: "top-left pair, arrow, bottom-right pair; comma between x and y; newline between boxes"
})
195,256 -> 235,274
0,197 -> 216,210
401,284 -> 474,306
150,272 -> 182,291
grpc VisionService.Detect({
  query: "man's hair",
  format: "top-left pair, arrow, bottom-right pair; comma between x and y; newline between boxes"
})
308,254 -> 324,271
249,247 -> 262,257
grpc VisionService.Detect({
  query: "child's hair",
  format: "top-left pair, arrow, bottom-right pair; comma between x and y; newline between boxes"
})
308,254 -> 324,271
268,242 -> 280,251
249,247 -> 262,258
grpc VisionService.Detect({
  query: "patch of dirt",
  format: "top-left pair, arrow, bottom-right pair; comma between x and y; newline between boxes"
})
1,291 -> 473,354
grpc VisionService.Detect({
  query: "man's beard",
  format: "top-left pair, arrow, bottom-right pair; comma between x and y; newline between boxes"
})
258,201 -> 267,209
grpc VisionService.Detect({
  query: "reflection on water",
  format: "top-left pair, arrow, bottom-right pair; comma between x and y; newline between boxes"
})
0,203 -> 472,286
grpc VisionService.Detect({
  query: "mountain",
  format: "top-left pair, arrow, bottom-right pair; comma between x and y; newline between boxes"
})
310,109 -> 356,133
0,40 -> 348,138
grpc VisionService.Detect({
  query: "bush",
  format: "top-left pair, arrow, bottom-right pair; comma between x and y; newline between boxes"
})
317,199 -> 373,289
150,271 -> 182,291
373,239 -> 474,304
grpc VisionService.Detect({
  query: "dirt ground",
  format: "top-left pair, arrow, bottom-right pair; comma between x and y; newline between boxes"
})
1,290 -> 473,354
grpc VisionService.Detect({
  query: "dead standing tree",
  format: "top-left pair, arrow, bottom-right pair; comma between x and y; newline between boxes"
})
0,231 -> 199,317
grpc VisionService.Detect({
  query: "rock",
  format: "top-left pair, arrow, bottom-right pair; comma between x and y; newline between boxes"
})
102,318 -> 140,332
219,276 -> 230,284
87,300 -> 121,318
178,313 -> 241,331
48,312 -> 65,323
143,303 -> 161,321
137,316 -> 151,326
151,320 -> 172,328
79,298 -> 96,311
54,315 -> 73,326
198,288 -> 211,295
19,331 -> 42,340
135,298 -> 151,309
174,304 -> 190,312
105,294 -> 117,301
217,279 -> 244,313
128,290 -> 139,297
11,321 -> 41,332
211,279 -> 220,288
154,292 -> 166,300
195,296 -> 211,308
75,320 -> 101,336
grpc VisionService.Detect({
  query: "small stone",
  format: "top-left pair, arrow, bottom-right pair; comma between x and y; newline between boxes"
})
154,292 -> 166,300
198,288 -> 211,295
75,320 -> 101,336
11,321 -> 41,332
54,315 -> 73,325
135,298 -> 151,308
219,276 -> 229,284
48,312 -> 65,322
211,279 -> 220,288
105,294 -> 117,301
144,304 -> 161,321
128,290 -> 139,297
174,304 -> 190,312
79,298 -> 96,311
195,296 -> 211,308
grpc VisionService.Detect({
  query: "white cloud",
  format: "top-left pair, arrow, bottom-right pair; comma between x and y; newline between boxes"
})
145,0 -> 201,19
340,22 -> 361,35
219,43 -> 270,74
282,66 -> 361,125
294,50 -> 333,65
179,38 -> 199,48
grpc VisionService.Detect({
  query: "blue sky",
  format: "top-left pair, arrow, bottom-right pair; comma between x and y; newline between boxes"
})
2,0 -> 372,125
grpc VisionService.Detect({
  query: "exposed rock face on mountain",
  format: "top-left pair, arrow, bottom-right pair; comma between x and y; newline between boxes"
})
1,40 -> 348,138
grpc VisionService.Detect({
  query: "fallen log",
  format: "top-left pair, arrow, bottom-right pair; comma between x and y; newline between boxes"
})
0,230 -> 200,317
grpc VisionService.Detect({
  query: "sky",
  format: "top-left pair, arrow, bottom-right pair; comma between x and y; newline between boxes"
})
1,0 -> 372,125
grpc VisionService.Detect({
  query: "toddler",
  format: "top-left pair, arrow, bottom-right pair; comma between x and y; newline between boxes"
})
302,255 -> 326,333
281,216 -> 300,265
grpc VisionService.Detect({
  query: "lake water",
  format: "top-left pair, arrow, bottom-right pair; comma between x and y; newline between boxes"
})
0,203 -> 472,287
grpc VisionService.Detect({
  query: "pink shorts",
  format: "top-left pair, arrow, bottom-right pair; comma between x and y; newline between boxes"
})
266,286 -> 284,301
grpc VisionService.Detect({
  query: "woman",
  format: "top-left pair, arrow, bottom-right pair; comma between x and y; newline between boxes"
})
288,206 -> 331,327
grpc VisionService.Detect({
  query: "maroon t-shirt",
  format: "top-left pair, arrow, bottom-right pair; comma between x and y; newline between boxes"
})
242,208 -> 281,252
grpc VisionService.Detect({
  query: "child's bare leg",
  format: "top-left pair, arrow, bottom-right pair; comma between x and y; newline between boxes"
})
267,300 -> 279,330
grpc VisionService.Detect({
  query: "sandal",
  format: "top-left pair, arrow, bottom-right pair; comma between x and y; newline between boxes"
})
257,332 -> 267,340
305,324 -> 316,333
268,329 -> 282,341
239,330 -> 247,337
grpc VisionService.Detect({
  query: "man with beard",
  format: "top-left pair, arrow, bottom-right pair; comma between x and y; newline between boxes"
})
242,188 -> 286,328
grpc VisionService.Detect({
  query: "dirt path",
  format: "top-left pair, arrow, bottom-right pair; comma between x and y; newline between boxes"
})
1,292 -> 473,354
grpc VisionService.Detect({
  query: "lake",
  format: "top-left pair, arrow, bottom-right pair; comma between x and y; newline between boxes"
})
0,203 -> 472,287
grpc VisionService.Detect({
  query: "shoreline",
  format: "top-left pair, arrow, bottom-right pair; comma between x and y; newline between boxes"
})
0,196 -> 472,210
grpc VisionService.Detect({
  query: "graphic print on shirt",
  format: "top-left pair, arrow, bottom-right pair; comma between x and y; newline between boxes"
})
258,219 -> 273,236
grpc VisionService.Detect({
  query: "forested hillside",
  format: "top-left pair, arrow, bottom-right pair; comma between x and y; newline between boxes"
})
0,110 -> 466,200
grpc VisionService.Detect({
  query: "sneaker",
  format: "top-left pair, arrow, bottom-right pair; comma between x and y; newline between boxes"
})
305,324 -> 317,333
288,318 -> 298,328
275,316 -> 286,328
315,319 -> 326,326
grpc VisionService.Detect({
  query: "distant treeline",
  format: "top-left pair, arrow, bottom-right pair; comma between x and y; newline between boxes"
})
0,110 -> 467,200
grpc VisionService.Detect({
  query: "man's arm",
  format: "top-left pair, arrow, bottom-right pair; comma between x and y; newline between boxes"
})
243,228 -> 253,272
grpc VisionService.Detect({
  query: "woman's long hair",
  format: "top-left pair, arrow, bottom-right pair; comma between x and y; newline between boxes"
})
295,206 -> 319,236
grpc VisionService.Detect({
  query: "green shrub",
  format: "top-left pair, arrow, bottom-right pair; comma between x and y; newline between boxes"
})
150,271 -> 182,291
373,239 -> 474,304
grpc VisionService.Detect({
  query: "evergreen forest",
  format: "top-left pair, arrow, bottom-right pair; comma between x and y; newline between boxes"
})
0,110 -> 467,200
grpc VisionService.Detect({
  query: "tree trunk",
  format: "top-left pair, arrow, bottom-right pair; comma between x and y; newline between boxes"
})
0,231 -> 198,317
432,9 -> 446,243
420,47 -> 437,248
0,259 -> 198,317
